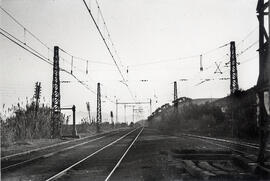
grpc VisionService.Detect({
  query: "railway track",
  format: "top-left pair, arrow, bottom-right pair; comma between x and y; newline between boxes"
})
1,129 -> 128,171
1,128 -> 127,161
1,127 -> 144,181
182,133 -> 270,173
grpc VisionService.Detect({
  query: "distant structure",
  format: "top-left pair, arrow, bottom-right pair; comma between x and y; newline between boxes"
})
51,46 -> 61,138
230,41 -> 239,94
96,83 -> 102,132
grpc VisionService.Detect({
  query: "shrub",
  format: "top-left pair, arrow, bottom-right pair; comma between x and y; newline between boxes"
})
1,102 -> 64,145
148,88 -> 258,140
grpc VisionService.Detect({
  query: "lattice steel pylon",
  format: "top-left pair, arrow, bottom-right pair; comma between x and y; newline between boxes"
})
174,81 -> 178,101
51,46 -> 61,138
256,0 -> 270,165
96,83 -> 102,132
230,41 -> 239,94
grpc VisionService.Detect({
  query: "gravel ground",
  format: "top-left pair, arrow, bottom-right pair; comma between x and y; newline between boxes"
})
1,128 -> 124,157
110,128 -> 261,181
2,127 -> 267,181
1,138 -> 64,157
1,129 -> 133,181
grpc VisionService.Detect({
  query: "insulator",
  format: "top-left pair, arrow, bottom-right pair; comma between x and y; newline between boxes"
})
86,60 -> 89,74
71,56 -> 73,74
200,54 -> 203,71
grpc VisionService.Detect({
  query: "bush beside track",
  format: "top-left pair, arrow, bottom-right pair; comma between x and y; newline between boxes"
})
148,86 -> 258,141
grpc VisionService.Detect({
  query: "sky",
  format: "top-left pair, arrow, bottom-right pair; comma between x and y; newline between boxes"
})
0,0 -> 260,123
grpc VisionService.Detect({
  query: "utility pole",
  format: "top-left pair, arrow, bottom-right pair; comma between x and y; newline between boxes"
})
230,41 -> 239,94
124,104 -> 127,124
51,46 -> 61,138
174,81 -> 178,101
61,105 -> 78,138
116,99 -> 118,124
132,106 -> 135,123
150,98 -> 152,115
96,83 -> 102,132
86,102 -> 91,124
110,111 -> 114,127
256,0 -> 270,166
173,81 -> 179,117
34,82 -> 41,118
72,105 -> 76,137
200,54 -> 203,71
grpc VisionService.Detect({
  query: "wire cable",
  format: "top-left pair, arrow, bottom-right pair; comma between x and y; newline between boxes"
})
94,0 -> 123,66
82,0 -> 126,82
0,28 -> 116,104
129,42 -> 230,67
82,0 -> 136,101
0,6 -> 51,50
0,30 -> 52,65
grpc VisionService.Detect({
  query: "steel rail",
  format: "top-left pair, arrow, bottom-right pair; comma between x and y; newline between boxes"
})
45,128 -> 141,181
105,127 -> 144,181
183,134 -> 270,173
1,135 -> 107,171
1,129 -> 125,161
182,133 -> 270,152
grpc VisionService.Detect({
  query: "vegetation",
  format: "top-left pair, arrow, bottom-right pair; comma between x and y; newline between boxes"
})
148,87 -> 258,140
62,121 -> 123,135
1,102 -> 62,147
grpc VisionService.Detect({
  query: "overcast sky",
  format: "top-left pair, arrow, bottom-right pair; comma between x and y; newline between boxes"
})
0,0 -> 259,123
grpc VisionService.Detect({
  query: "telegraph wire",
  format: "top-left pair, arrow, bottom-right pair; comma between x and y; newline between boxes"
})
0,27 -> 51,63
193,38 -> 259,87
236,26 -> 259,46
195,54 -> 258,87
129,42 -> 230,67
93,0 -> 126,70
94,1 -> 120,57
237,40 -> 259,57
59,47 -> 113,66
0,6 -> 50,51
1,5 -> 113,75
2,4 -> 259,104
239,55 -> 258,65
0,29 -> 53,66
129,27 -> 258,68
82,0 -> 126,82
0,6 -> 118,103
0,28 -> 116,104
82,0 -> 136,101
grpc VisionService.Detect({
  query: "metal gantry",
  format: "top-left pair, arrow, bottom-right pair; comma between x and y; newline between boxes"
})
230,41 -> 239,94
133,107 -> 144,123
256,0 -> 270,165
51,46 -> 61,138
116,100 -> 152,123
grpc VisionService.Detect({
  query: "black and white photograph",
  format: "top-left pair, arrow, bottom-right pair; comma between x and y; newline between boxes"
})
0,0 -> 270,180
